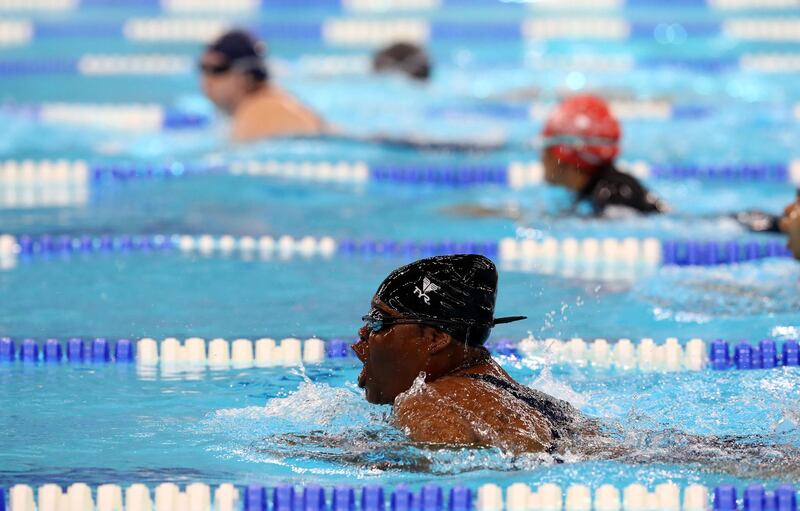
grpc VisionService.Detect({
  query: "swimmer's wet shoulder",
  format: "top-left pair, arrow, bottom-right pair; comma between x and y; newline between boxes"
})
232,84 -> 325,142
393,362 -> 556,453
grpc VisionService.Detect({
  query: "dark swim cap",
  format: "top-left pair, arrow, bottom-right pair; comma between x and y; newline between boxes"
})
372,42 -> 431,81
374,254 -> 525,346
206,29 -> 269,82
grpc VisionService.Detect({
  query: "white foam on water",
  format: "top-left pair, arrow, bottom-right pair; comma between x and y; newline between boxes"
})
528,366 -> 589,408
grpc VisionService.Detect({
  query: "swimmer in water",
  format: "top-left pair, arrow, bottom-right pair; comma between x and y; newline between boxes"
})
372,42 -> 431,82
199,31 -> 500,151
450,95 -> 668,219
453,94 -> 783,231
199,29 -> 325,142
352,254 -> 598,453
540,95 -> 668,216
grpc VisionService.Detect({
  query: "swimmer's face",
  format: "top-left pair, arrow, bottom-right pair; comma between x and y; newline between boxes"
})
780,201 -> 800,260
542,148 -> 566,186
199,51 -> 252,114
353,300 -> 432,405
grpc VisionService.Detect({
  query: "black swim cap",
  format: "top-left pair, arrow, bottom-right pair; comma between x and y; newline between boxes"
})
206,29 -> 269,82
373,42 -> 431,81
374,254 -> 525,346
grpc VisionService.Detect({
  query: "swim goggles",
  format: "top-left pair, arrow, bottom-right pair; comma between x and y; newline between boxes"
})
198,57 -> 266,76
199,61 -> 233,75
361,308 -> 526,335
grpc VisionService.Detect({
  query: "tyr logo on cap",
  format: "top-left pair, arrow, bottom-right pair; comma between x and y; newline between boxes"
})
414,276 -> 439,305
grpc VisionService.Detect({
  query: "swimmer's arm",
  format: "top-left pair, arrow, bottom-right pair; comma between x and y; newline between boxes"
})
393,393 -> 481,445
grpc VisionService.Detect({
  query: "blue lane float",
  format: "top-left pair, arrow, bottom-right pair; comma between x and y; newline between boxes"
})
16,20 -> 725,43
0,53 -> 797,78
2,336 -> 800,375
1,483 -> 798,511
1,103 -> 210,131
0,233 -> 794,267
661,239 -> 792,266
709,339 -> 800,370
0,337 -> 136,364
2,159 -> 799,188
12,18 -> 797,46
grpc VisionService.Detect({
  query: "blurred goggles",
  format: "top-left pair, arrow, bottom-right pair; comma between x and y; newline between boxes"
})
199,61 -> 232,75
199,57 -> 266,76
541,134 -> 618,150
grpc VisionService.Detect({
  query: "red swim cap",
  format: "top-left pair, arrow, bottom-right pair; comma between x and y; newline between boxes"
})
541,94 -> 621,172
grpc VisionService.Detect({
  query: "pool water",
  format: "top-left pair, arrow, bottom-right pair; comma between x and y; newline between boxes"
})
2,0 -> 800,497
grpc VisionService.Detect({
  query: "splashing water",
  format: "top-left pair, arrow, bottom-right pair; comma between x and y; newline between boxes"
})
197,361 -> 800,483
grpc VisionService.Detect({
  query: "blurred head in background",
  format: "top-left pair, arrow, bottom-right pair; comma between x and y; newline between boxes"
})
198,28 -> 324,142
199,29 -> 269,114
541,94 -> 621,191
373,42 -> 432,82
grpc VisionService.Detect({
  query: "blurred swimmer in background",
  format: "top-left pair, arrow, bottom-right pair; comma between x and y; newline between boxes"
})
539,94 -> 667,216
451,95 -> 668,219
200,31 -> 508,151
199,30 -> 325,142
372,42 -> 432,82
453,94 -> 785,231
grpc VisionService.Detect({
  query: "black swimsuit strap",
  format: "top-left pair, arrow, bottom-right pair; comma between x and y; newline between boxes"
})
462,373 -> 572,441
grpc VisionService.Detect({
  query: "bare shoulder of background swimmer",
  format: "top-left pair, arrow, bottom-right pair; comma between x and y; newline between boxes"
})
392,365 -> 554,453
232,86 -> 325,142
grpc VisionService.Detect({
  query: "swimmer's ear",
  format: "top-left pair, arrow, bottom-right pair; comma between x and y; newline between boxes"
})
426,329 -> 452,355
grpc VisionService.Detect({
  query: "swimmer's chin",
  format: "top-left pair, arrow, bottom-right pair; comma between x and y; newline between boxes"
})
363,387 -> 393,405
